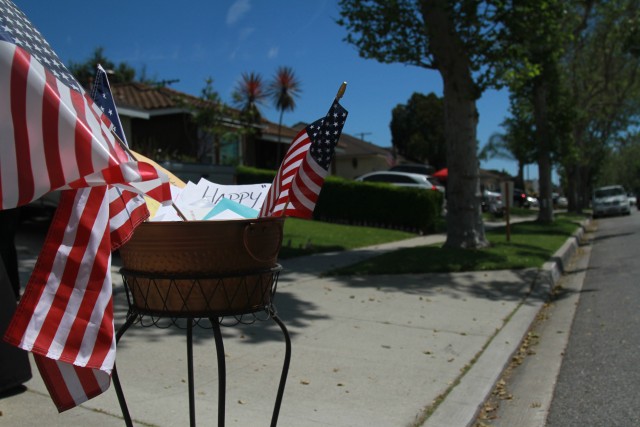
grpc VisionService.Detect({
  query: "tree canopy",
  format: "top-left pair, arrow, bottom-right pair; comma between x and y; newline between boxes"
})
192,78 -> 228,163
390,92 -> 446,169
560,0 -> 640,211
68,47 -> 138,89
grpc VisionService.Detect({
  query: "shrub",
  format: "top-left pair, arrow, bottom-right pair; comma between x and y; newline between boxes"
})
234,167 -> 443,233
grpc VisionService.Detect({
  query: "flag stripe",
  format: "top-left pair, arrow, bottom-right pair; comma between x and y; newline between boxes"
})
69,88 -> 95,177
10,45 -> 34,206
34,355 -> 76,411
34,356 -> 109,412
25,56 -> 51,189
109,190 -> 149,250
33,188 -> 106,357
43,69 -> 65,189
287,157 -> 327,218
259,127 -> 312,217
58,205 -> 111,365
86,292 -> 115,371
297,155 -> 326,195
4,190 -> 76,347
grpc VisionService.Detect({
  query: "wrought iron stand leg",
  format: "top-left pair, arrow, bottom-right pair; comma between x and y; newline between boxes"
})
211,318 -> 226,427
187,320 -> 196,427
270,314 -> 291,427
112,313 -> 137,427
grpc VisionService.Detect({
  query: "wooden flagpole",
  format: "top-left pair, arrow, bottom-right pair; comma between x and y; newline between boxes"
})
336,81 -> 347,100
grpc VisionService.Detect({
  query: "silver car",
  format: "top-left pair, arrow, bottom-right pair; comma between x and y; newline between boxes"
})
592,185 -> 630,218
482,190 -> 504,216
355,171 -> 445,194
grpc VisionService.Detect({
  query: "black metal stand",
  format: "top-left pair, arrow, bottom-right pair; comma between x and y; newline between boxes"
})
112,265 -> 291,427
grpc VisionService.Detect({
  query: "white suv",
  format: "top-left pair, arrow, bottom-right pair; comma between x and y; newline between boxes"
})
592,185 -> 630,218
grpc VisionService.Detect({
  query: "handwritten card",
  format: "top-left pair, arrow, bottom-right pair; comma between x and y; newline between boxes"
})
152,178 -> 270,221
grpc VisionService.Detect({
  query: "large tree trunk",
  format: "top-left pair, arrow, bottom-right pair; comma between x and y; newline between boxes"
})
578,164 -> 591,210
516,162 -> 525,191
421,0 -> 488,249
566,163 -> 579,212
533,79 -> 554,223
565,127 -> 582,213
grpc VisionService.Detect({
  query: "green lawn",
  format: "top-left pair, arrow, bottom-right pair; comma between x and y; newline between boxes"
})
280,214 -> 588,275
279,218 -> 415,258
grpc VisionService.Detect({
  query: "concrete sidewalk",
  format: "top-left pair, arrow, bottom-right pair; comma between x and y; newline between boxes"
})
0,221 -> 584,427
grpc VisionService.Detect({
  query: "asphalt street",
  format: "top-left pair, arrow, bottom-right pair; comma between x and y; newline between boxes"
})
474,209 -> 640,427
546,211 -> 640,426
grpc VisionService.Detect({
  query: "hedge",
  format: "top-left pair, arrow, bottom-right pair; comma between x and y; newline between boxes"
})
235,166 -> 443,234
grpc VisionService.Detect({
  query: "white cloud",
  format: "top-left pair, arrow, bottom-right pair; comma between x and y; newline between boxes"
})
238,27 -> 255,41
226,0 -> 251,26
267,46 -> 279,59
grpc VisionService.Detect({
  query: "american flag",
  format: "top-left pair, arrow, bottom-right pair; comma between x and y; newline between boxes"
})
1,0 -> 170,411
260,100 -> 348,218
92,64 -> 150,249
0,0 -> 170,209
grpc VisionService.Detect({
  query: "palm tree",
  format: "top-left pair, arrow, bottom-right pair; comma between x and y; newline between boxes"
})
232,72 -> 266,126
232,72 -> 267,164
479,113 -> 536,190
268,66 -> 302,147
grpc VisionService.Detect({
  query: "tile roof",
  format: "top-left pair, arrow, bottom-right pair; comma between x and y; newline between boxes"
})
337,132 -> 392,157
110,82 -> 207,111
110,81 -> 299,141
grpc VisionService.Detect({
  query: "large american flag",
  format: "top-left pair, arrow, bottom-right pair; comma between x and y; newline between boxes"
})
1,0 -> 170,411
0,0 -> 170,209
259,100 -> 348,218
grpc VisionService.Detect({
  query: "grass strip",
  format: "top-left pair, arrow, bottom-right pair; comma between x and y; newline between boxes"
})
279,217 -> 415,259
329,215 -> 586,275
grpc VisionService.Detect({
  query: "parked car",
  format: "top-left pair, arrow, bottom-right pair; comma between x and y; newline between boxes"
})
388,163 -> 435,176
552,192 -> 567,208
592,185 -> 630,218
555,196 -> 568,209
482,190 -> 504,217
355,171 -> 445,194
526,196 -> 539,208
512,188 -> 530,208
628,193 -> 637,209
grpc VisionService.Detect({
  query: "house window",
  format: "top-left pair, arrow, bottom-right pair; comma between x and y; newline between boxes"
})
352,158 -> 358,169
220,132 -> 240,166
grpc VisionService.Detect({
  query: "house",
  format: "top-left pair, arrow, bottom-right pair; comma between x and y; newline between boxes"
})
332,133 -> 396,180
111,82 -> 296,169
110,81 -> 393,181
479,169 -> 512,192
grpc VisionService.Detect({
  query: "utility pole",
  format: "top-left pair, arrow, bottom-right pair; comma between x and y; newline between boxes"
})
356,132 -> 372,141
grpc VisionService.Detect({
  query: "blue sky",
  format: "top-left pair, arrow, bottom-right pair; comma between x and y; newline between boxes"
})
13,0 -> 533,179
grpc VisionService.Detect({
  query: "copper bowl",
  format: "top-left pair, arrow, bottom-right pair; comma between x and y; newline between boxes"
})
118,217 -> 284,316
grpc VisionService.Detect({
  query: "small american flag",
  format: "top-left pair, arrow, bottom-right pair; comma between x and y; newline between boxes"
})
260,100 -> 348,218
92,64 -> 150,249
1,0 -> 170,411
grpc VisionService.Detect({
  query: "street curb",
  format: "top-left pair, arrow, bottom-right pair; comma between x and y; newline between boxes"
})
423,221 -> 588,427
